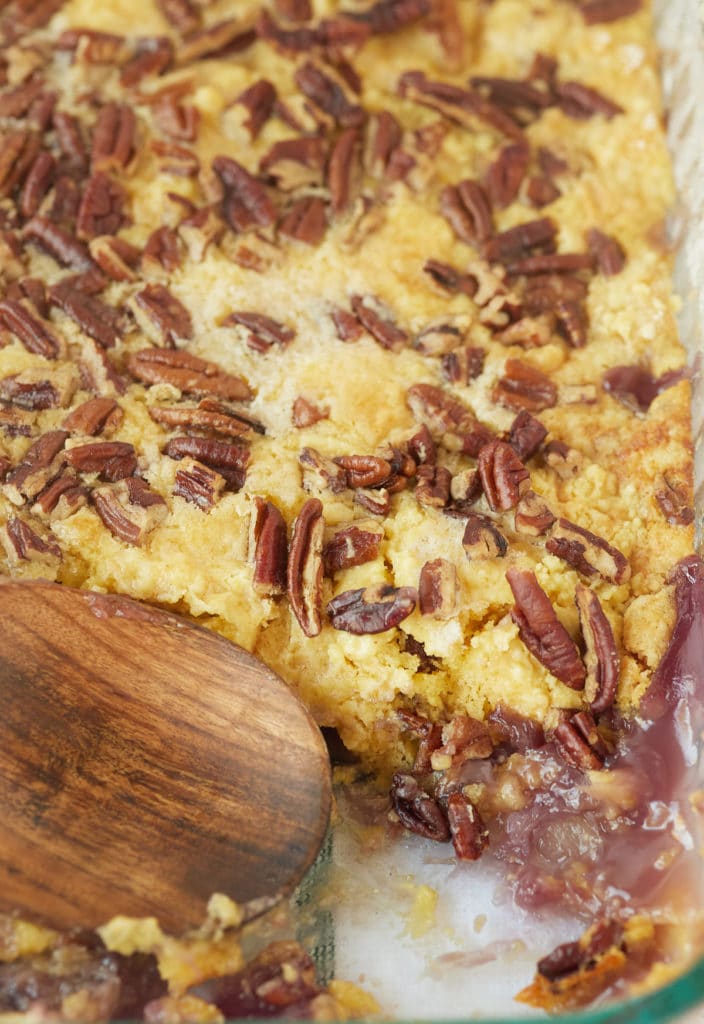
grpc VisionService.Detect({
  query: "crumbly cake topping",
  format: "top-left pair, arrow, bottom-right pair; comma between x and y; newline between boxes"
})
0,0 -> 700,1014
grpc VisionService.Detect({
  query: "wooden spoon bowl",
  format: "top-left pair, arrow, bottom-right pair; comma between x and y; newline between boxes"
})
0,580 -> 332,934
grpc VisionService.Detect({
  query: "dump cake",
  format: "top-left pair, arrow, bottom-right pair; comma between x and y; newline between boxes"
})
0,0 -> 701,1016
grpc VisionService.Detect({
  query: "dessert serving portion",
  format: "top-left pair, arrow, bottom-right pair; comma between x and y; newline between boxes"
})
0,0 -> 702,1017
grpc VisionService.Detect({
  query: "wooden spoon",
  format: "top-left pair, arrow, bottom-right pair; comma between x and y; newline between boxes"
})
0,579 -> 332,934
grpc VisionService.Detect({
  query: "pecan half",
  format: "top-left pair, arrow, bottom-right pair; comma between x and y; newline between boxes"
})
327,125 -> 361,215
149,400 -> 260,439
0,367 -> 77,410
553,711 -> 608,770
586,227 -> 626,275
546,518 -> 630,584
76,172 -> 126,240
575,584 -> 619,713
62,397 -> 122,436
143,226 -> 182,273
418,558 -> 456,618
580,0 -> 641,23
92,477 -> 167,546
64,440 -> 137,480
287,497 -> 325,637
173,459 -> 225,510
350,295 -> 407,352
49,278 -> 122,350
462,512 -> 508,559
133,283 -> 192,345
507,568 -> 586,689
485,141 -> 530,209
176,19 -> 255,64
331,454 -> 389,489
483,216 -> 556,264
514,490 -> 555,535
328,583 -> 416,634
260,136 -> 327,191
439,179 -> 492,245
223,311 -> 295,352
390,771 -> 450,843
365,110 -> 403,177
278,196 -> 327,246
322,519 -> 384,574
0,299 -> 62,359
406,383 -> 494,456
128,349 -> 251,401
406,424 -> 437,466
656,475 -> 694,526
150,139 -> 199,177
423,259 -> 478,296
508,409 -> 547,461
212,156 -> 276,233
348,0 -> 430,34
20,151 -> 56,219
556,81 -> 623,120
236,79 -> 277,139
162,435 -> 248,490
477,439 -> 530,511
492,358 -> 557,412
90,236 -> 139,282
250,497 -> 288,595
23,217 -> 95,272
4,429 -> 68,505
120,36 -> 174,88
398,70 -> 524,141
443,346 -> 486,386
446,792 -> 489,861
91,103 -> 137,172
156,0 -> 199,35
415,464 -> 451,508
2,515 -> 61,565
294,61 -> 364,128
32,472 -> 89,521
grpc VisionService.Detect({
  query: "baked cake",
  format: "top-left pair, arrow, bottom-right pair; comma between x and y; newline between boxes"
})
0,0 -> 702,1016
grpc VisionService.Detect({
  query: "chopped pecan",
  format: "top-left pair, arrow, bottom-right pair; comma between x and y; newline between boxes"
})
299,447 -> 348,494
462,512 -> 508,560
485,141 -> 530,209
322,519 -> 384,574
407,383 -> 494,456
348,0 -> 430,33
416,322 -> 465,357
0,299 -> 62,359
63,397 -> 122,437
287,497 -> 325,637
492,358 -> 557,412
349,295 -> 407,351
143,226 -> 182,273
47,175 -> 83,226
390,771 -> 450,843
53,112 -> 88,174
156,0 -> 199,35
23,217 -> 95,272
656,475 -> 694,526
150,139 -> 199,177
292,396 -> 328,428
365,110 -> 403,177
64,440 -> 137,480
508,409 -> 547,461
134,283 -> 192,345
439,179 -> 492,246
32,472 -> 89,521
449,467 -> 482,508
470,75 -> 553,118
333,454 -> 391,489
2,515 -> 61,565
328,583 -> 416,634
0,77 -> 45,119
91,103 -> 137,172
397,70 -> 524,142
128,349 -> 251,401
249,497 -> 288,595
405,424 -> 437,466
526,174 -> 561,208
446,792 -> 489,861
0,129 -> 39,198
162,436 -> 248,490
176,19 -> 255,64
546,518 -> 630,584
575,583 -> 619,713
601,363 -> 685,413
553,711 -> 608,770
423,259 -> 478,297
274,0 -> 312,19
506,252 -> 594,276
4,429 -> 68,504
514,490 -> 555,535
173,459 -> 225,509
0,408 -> 33,438
148,400 -> 260,439
477,439 -> 530,511
76,172 -> 126,240
152,90 -> 199,141
20,150 -> 56,219
279,196 -> 327,246
507,567 -> 586,689
586,227 -> 626,275
331,307 -> 362,342
418,558 -> 456,618
223,311 -> 294,352
580,0 -> 641,23
120,36 -> 174,88
212,156 -> 276,233
556,81 -> 623,120
294,61 -> 365,129
92,476 -> 167,546
397,709 -> 443,772
49,278 -> 121,350
355,487 -> 391,516
90,236 -> 139,282
483,216 -> 557,264
80,339 -> 126,397
556,298 -> 589,348
327,126 -> 361,215
414,463 -> 451,509
495,313 -> 553,349
260,136 -> 326,191
0,367 -> 77,410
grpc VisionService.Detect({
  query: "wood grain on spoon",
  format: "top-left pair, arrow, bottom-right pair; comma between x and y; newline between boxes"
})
0,580 -> 332,934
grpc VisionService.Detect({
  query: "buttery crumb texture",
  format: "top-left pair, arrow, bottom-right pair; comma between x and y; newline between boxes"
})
0,0 -> 699,1015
